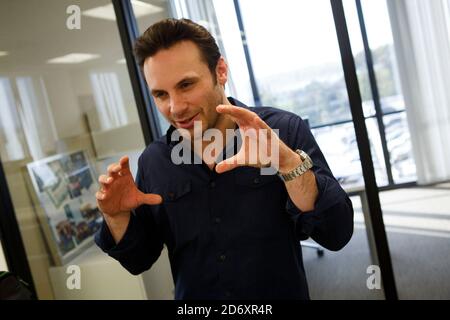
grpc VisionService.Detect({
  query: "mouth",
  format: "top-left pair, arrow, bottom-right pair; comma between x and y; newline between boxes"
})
175,113 -> 200,129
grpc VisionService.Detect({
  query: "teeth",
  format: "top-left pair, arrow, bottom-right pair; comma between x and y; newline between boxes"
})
180,114 -> 196,123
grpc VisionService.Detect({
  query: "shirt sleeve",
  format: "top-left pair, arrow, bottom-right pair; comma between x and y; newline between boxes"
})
284,114 -> 354,251
94,155 -> 164,275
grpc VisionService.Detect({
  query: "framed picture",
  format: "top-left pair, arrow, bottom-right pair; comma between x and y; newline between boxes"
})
27,150 -> 103,265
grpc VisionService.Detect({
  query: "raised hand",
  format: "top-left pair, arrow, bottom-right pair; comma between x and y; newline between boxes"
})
96,156 -> 162,217
215,104 -> 294,174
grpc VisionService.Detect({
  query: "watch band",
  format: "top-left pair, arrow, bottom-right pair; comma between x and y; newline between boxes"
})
278,149 -> 313,182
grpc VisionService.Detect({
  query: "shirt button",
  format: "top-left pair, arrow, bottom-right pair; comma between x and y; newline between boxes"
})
225,291 -> 232,298
219,254 -> 226,262
210,181 -> 216,188
214,217 -> 221,224
253,177 -> 260,184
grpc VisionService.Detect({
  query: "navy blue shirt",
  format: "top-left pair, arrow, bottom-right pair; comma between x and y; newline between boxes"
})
95,97 -> 354,300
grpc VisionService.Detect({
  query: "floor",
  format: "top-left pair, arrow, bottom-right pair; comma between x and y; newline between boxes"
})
302,183 -> 450,300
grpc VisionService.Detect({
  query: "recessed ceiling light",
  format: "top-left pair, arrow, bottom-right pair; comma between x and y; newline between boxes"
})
47,53 -> 100,64
82,0 -> 163,21
116,58 -> 126,64
0,51 -> 9,57
130,0 -> 164,17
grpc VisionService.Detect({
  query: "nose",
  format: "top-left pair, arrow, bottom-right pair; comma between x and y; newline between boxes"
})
169,94 -> 189,119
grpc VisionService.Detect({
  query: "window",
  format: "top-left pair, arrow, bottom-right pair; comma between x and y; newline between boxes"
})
344,0 -> 417,185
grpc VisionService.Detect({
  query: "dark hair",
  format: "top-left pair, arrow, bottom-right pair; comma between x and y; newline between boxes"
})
134,18 -> 221,75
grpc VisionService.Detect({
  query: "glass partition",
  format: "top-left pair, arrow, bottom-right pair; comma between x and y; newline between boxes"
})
0,0 -> 169,299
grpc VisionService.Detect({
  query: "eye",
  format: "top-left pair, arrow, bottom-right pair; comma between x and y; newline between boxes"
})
154,91 -> 167,99
180,81 -> 193,89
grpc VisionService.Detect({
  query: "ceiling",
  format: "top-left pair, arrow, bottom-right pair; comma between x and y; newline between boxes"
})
0,0 -> 169,73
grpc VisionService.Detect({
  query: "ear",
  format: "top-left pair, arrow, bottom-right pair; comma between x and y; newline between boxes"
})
215,56 -> 228,87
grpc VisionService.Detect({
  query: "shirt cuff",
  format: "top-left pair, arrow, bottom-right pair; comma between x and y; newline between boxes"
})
286,170 -> 348,239
94,210 -> 139,257
310,172 -> 348,214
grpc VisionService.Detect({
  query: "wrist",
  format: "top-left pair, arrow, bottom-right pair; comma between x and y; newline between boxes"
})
103,210 -> 130,224
277,149 -> 314,183
103,211 -> 131,244
278,149 -> 302,174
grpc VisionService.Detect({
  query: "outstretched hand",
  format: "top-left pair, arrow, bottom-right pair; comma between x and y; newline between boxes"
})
215,104 -> 293,174
96,156 -> 162,216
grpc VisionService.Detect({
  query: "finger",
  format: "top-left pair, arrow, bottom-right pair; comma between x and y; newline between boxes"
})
107,164 -> 122,178
119,156 -> 131,174
253,114 -> 271,130
98,174 -> 113,185
215,155 -> 241,174
96,191 -> 106,201
140,193 -> 163,205
107,163 -> 119,176
216,105 -> 255,123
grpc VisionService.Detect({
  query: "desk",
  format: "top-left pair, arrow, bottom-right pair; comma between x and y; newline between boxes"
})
302,186 -> 379,266
345,186 -> 379,267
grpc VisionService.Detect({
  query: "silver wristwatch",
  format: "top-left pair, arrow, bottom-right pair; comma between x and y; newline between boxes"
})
278,149 -> 313,182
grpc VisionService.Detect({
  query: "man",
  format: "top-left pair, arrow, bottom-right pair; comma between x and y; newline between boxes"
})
95,18 -> 353,300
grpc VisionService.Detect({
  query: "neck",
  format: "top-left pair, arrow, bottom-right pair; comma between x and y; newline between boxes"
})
213,95 -> 235,130
202,96 -> 236,169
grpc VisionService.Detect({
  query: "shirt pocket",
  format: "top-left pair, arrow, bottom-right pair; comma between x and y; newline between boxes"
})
234,166 -> 280,191
233,167 -> 287,239
161,180 -> 199,252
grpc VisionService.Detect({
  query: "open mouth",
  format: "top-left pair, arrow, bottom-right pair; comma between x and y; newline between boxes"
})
175,113 -> 200,129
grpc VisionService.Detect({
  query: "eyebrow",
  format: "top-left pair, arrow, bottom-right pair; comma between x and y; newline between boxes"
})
151,76 -> 199,95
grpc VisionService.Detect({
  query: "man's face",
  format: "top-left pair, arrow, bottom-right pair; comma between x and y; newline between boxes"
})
143,40 -> 227,138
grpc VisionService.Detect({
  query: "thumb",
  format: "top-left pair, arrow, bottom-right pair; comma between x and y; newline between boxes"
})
139,192 -> 163,205
215,155 -> 241,174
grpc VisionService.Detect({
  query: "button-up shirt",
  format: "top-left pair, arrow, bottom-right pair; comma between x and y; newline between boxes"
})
95,97 -> 354,300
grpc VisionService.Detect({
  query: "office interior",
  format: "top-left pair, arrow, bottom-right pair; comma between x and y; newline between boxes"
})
0,0 -> 449,300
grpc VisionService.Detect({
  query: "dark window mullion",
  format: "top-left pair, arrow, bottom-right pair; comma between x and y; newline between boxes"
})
310,109 -> 406,130
355,0 -> 394,185
233,0 -> 261,106
331,0 -> 398,300
112,0 -> 162,143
